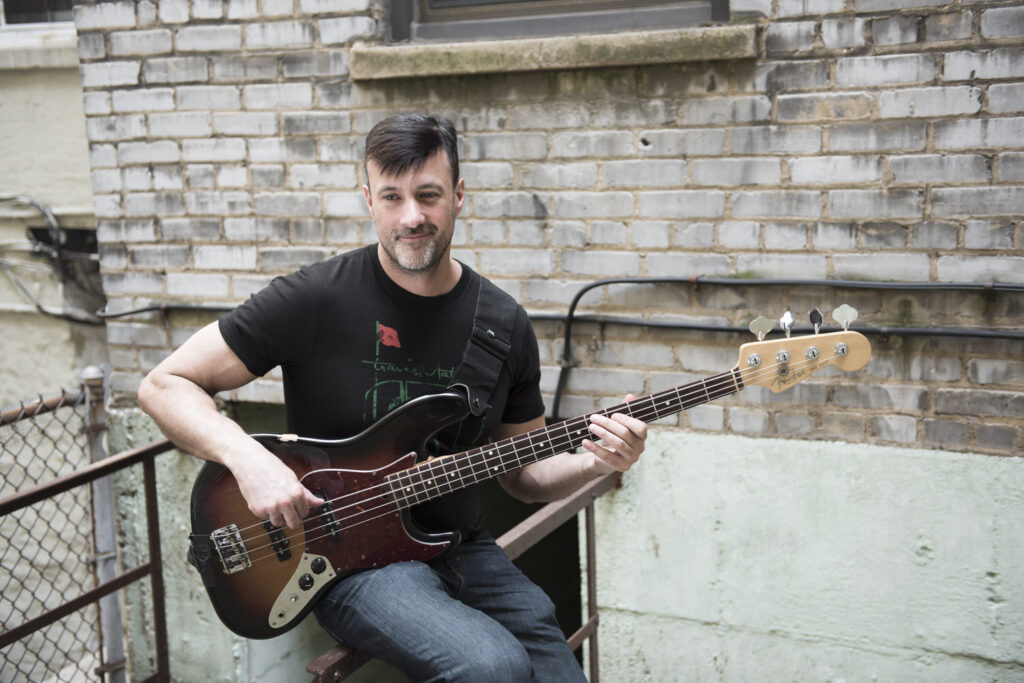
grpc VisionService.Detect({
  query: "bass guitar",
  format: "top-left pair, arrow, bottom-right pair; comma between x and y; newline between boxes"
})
188,326 -> 870,639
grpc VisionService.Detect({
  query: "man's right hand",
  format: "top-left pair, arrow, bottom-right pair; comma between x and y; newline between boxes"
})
229,444 -> 325,529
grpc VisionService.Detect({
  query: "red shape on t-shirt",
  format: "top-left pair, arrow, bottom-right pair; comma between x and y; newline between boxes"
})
378,323 -> 401,349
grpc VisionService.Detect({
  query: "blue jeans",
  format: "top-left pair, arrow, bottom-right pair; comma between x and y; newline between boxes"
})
313,537 -> 586,683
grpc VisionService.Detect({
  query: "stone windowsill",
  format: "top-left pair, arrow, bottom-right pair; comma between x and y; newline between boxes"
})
0,23 -> 79,70
350,24 -> 756,80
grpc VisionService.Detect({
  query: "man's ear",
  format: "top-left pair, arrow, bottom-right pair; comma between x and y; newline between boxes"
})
454,177 -> 465,216
362,184 -> 373,215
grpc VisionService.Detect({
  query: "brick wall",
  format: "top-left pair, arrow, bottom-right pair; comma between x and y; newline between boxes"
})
73,0 -> 1022,456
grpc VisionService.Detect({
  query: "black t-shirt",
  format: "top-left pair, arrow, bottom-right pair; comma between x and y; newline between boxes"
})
218,244 -> 544,539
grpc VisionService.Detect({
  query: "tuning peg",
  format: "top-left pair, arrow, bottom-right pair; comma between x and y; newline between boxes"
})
809,308 -> 823,334
831,304 -> 858,331
779,310 -> 794,338
748,315 -> 773,341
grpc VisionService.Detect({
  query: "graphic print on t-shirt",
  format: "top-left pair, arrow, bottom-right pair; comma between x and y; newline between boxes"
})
362,320 -> 456,422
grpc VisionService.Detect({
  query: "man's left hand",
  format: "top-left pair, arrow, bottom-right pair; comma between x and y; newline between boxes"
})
582,394 -> 647,473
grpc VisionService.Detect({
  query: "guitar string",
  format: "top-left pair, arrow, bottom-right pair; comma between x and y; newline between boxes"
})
233,350 -> 831,561
230,350 -> 843,565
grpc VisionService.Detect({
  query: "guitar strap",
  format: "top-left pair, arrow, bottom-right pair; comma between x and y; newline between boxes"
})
447,275 -> 518,418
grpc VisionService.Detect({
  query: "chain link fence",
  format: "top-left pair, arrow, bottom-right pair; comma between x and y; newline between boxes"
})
0,384 -> 104,683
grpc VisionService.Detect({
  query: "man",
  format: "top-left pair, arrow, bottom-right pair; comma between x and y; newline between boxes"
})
139,113 -> 647,682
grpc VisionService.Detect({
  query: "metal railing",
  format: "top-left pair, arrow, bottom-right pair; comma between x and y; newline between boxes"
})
0,370 -> 171,682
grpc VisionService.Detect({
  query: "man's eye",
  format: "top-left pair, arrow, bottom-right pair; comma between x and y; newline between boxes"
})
382,194 -> 399,201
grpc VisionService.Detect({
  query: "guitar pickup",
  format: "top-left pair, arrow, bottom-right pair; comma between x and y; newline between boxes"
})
314,489 -> 341,542
211,524 -> 251,574
263,520 -> 292,561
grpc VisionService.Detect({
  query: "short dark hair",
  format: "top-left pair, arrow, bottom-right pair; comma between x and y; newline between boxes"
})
364,114 -> 459,188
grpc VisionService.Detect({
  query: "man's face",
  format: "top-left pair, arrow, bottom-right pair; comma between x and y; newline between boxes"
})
364,150 -> 465,275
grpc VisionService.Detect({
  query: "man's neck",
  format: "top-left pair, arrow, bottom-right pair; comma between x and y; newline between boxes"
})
376,244 -> 463,297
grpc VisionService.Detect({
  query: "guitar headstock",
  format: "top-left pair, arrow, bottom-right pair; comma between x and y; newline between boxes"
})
736,329 -> 871,393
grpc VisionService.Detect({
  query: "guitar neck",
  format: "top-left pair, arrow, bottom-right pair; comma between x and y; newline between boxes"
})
386,368 -> 743,508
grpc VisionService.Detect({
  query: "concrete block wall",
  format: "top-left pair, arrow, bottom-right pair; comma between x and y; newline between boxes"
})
73,0 -> 1022,457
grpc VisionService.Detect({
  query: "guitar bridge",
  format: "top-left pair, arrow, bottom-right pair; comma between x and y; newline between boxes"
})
211,524 -> 251,574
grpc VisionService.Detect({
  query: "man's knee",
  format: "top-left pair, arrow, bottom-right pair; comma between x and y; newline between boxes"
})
446,635 -> 531,683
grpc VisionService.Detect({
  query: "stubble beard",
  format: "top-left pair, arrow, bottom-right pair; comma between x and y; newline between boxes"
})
381,223 -> 452,274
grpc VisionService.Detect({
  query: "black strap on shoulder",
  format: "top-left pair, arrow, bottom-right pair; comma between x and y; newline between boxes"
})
449,276 -> 518,417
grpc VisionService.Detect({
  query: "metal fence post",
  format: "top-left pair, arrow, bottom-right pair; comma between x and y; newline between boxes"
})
83,366 -> 127,683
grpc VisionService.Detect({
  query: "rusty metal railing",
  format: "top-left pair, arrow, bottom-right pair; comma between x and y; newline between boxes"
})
0,371 -> 172,682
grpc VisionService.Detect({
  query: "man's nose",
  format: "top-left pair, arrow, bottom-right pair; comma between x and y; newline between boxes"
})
399,198 -> 424,227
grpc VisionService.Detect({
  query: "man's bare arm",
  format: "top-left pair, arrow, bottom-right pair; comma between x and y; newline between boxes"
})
138,321 -> 321,528
497,395 -> 647,503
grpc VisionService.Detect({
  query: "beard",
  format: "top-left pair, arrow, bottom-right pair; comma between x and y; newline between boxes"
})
379,222 -> 453,274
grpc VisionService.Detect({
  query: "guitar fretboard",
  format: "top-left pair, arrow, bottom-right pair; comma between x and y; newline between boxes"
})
385,369 -> 743,508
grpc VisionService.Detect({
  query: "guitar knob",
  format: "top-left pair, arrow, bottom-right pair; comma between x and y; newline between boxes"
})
311,557 -> 327,574
298,573 -> 315,590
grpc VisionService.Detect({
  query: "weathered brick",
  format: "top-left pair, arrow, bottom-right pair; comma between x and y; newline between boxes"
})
81,61 -> 141,88
177,85 -> 241,110
479,249 -> 554,275
176,25 -> 242,52
778,93 -> 874,122
90,143 -> 118,168
211,55 -> 279,81
159,0 -> 190,23
890,154 -> 990,184
922,418 -> 968,448
474,192 -> 549,219
790,156 -> 882,184
324,192 -> 367,216
518,163 -> 596,189
194,245 -> 257,270
461,162 -> 515,189
872,415 -> 917,444
97,219 -> 157,243
109,29 -> 172,56
289,164 -> 358,189
913,222 -> 959,249
871,15 -> 919,46
166,272 -> 229,298
224,217 -> 290,242
148,112 -> 211,138
974,424 -> 1018,452
835,54 -> 935,87
733,190 -> 820,218
765,21 -> 816,55
245,21 -> 315,49
77,32 -> 106,60
161,218 -> 221,241
834,253 -> 930,281
980,6 -> 1024,39
828,189 -> 922,219
468,133 -> 547,160
692,158 -> 780,186
182,138 -> 247,162
879,86 -> 981,119
944,48 -> 1024,81
718,221 -> 759,248
253,192 -> 321,216
732,125 -> 821,155
122,166 -> 153,190
111,88 -> 174,112
552,192 -> 633,219
932,187 -> 1023,217
470,220 -> 505,245
822,18 -> 866,48
185,164 -> 213,189
249,137 -> 317,162
186,191 -> 252,216
551,131 -> 633,158
562,250 -> 642,276
637,191 -> 725,219
192,0 -> 224,19
834,384 -> 927,411
212,112 -> 278,136
735,253 -> 827,278
508,220 -> 545,246
301,0 -> 372,13
969,358 -> 1024,385
129,245 -> 189,267
936,388 -> 1024,418
861,223 -> 909,248
143,56 -> 209,84
260,247 -> 332,270
764,223 -> 808,250
629,221 -> 669,249
937,255 -> 1024,283
777,0 -> 843,16
283,112 -> 351,134
680,96 -> 771,125
261,0 -> 295,16
73,1 -> 136,29
753,60 -> 830,91
989,84 -> 1024,115
243,83 -> 313,109
646,253 -> 730,277
107,322 -> 167,347
934,117 -> 1024,150
998,153 -> 1024,181
253,165 -> 286,188
639,129 -> 725,157
283,51 -> 351,78
674,223 -> 714,248
92,194 -> 123,218
124,192 -> 185,217
316,81 -> 353,109
227,0 -> 259,19
319,16 -> 376,44
926,11 -> 972,42
217,165 -> 247,188
827,121 -> 926,152
91,168 -> 121,194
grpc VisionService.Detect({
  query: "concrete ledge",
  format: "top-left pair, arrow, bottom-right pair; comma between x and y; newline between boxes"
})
350,24 -> 756,80
0,25 -> 79,70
